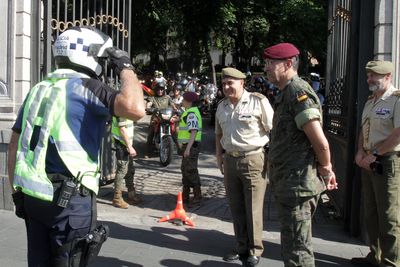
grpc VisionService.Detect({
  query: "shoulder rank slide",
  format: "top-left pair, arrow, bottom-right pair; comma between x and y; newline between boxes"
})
296,90 -> 308,102
251,92 -> 266,99
392,90 -> 400,97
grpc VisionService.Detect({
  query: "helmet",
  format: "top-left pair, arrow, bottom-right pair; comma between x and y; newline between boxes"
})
254,77 -> 263,84
179,78 -> 189,87
154,81 -> 166,90
310,72 -> 320,81
158,71 -> 163,77
53,26 -> 112,77
200,75 -> 209,85
175,73 -> 182,81
173,84 -> 183,91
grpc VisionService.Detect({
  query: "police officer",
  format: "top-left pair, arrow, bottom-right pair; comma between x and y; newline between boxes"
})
264,43 -> 337,267
111,117 -> 142,209
215,67 -> 274,266
178,92 -> 202,206
353,60 -> 400,267
7,27 -> 145,266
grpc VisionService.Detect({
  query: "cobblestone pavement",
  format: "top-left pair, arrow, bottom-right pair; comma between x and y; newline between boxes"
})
0,114 -> 369,267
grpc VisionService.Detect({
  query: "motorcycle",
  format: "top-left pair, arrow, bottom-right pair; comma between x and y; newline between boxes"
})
199,83 -> 217,116
146,107 -> 179,166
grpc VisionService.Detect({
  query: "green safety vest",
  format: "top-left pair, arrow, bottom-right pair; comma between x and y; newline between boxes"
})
13,69 -> 101,201
178,107 -> 202,143
111,117 -> 134,147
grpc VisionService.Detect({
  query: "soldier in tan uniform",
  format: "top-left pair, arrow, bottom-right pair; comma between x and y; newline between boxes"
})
353,60 -> 400,267
215,67 -> 274,266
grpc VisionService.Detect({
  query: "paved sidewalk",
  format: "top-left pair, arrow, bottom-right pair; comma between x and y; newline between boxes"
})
0,115 -> 369,266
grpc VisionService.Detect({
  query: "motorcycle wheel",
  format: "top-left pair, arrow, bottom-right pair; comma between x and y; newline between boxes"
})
160,135 -> 173,166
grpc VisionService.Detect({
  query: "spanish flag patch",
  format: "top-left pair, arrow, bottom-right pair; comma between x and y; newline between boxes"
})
296,91 -> 308,102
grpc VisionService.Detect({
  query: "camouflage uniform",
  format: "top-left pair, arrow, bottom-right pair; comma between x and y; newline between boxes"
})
113,118 -> 135,191
268,75 -> 325,267
146,95 -> 173,153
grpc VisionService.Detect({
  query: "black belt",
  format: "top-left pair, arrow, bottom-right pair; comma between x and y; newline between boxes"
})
377,152 -> 400,160
48,173 -> 90,197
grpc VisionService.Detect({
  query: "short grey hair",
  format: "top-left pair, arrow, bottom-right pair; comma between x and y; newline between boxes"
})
291,56 -> 299,70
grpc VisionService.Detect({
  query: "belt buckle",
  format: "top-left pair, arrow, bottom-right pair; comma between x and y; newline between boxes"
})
230,151 -> 241,157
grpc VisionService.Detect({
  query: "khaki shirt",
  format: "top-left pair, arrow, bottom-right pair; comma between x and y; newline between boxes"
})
215,90 -> 273,152
362,85 -> 400,151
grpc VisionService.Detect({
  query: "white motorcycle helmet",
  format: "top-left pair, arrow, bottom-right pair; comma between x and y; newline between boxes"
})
53,26 -> 113,77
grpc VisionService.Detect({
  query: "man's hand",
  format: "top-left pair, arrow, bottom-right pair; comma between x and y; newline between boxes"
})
127,146 -> 137,158
106,47 -> 134,76
317,163 -> 338,190
184,147 -> 191,158
360,154 -> 376,171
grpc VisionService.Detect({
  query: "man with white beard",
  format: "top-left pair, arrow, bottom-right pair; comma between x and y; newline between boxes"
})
353,60 -> 400,267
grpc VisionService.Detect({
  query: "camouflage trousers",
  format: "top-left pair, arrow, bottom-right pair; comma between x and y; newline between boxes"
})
114,143 -> 135,191
180,144 -> 200,187
276,195 -> 320,267
361,155 -> 400,267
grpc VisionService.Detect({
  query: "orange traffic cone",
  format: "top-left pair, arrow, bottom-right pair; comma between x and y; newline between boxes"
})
159,192 -> 195,227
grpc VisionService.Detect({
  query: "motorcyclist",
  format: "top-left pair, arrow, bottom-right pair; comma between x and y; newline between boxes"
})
145,81 -> 175,158
171,83 -> 184,110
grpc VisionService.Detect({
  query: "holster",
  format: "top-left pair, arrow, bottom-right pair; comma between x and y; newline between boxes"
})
70,224 -> 110,267
12,191 -> 26,219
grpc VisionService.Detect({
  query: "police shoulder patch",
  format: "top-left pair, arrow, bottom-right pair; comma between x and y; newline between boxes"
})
251,92 -> 266,99
295,90 -> 308,102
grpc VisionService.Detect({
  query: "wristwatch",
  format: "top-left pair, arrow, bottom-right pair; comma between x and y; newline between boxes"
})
372,148 -> 379,157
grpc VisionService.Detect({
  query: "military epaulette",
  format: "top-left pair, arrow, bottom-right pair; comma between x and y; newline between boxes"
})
392,90 -> 400,96
367,95 -> 374,100
251,92 -> 266,99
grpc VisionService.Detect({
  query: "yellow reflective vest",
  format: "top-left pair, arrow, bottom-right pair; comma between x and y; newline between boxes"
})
13,69 -> 100,201
178,107 -> 202,143
111,117 -> 134,147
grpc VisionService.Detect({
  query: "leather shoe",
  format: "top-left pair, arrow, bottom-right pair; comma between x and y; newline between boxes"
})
223,252 -> 240,262
246,255 -> 260,266
350,257 -> 377,267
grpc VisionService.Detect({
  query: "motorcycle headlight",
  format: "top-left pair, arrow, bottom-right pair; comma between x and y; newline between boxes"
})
161,114 -> 171,120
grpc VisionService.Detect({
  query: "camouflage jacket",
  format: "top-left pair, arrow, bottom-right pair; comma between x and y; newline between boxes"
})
147,95 -> 172,109
268,75 -> 325,199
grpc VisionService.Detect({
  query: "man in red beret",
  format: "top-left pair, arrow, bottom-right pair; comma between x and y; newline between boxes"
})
178,91 -> 203,206
264,43 -> 338,267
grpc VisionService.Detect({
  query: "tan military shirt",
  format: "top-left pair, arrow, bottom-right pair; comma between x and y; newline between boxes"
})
215,90 -> 273,152
362,85 -> 400,151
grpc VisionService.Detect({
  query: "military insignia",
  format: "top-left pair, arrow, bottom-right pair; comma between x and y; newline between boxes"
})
296,90 -> 308,102
392,90 -> 400,96
251,92 -> 266,99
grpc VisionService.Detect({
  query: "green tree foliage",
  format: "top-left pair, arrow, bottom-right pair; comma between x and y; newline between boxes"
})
130,0 -> 327,75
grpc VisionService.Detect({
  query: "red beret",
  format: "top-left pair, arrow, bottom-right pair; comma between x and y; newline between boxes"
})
263,43 -> 300,59
183,92 -> 198,102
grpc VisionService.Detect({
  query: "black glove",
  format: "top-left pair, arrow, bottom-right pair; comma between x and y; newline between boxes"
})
12,191 -> 26,219
106,47 -> 134,76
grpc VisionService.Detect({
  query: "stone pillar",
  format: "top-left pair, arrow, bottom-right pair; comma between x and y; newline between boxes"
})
0,0 -> 33,210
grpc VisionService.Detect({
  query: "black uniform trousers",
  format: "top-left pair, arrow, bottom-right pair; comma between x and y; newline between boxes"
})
23,177 -> 93,267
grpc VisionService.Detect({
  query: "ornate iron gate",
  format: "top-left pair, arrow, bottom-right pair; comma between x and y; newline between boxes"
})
325,0 -> 374,235
31,0 -> 133,184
